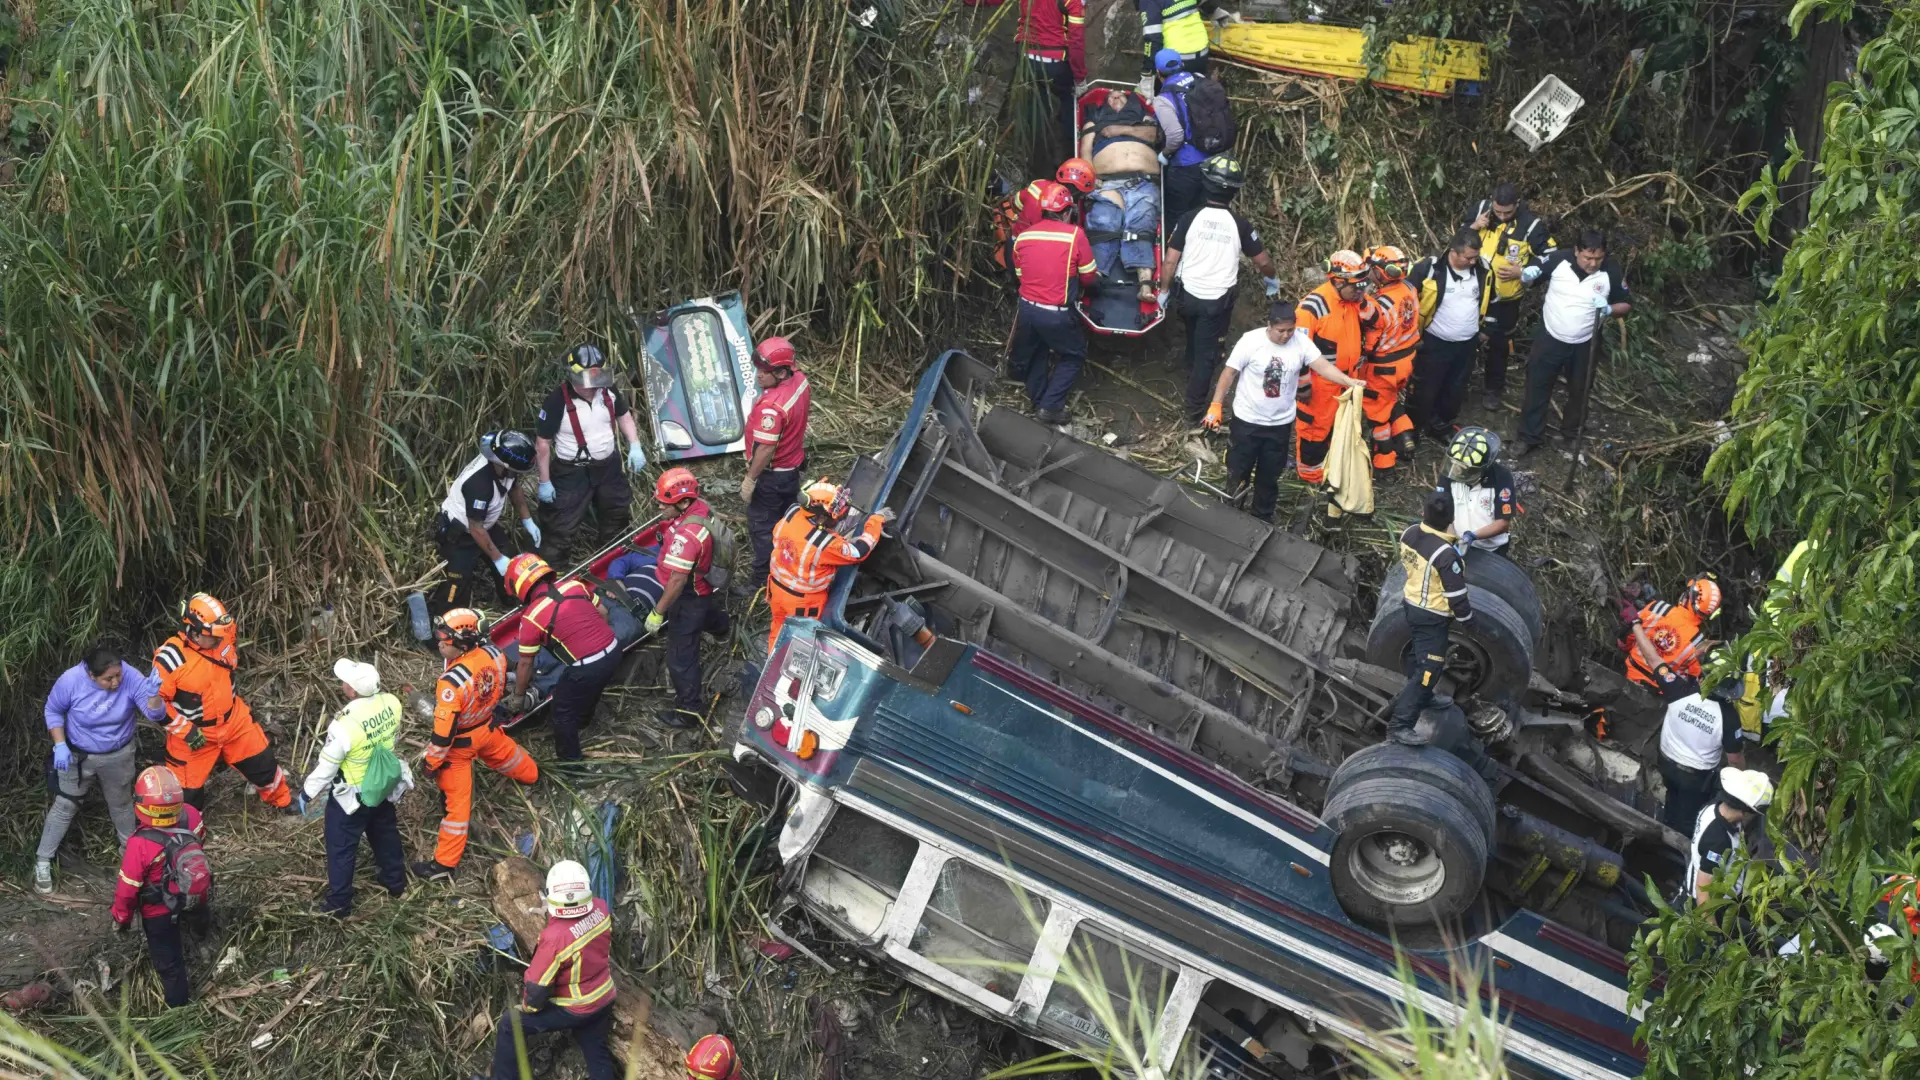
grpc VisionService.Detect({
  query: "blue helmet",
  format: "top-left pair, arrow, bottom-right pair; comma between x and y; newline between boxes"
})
1154,48 -> 1185,76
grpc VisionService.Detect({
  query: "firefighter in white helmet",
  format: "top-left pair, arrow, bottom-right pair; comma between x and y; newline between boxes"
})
481,859 -> 617,1080
1689,767 -> 1774,906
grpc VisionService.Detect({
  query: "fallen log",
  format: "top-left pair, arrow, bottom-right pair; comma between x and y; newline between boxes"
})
489,857 -> 688,1080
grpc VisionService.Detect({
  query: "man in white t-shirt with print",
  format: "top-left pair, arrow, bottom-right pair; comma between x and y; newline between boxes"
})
1201,303 -> 1362,522
1513,230 -> 1632,456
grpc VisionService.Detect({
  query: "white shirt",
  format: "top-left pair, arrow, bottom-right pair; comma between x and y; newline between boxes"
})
1224,327 -> 1314,426
1427,262 -> 1482,342
1448,480 -> 1510,551
1659,691 -> 1727,771
1540,256 -> 1624,344
440,455 -> 510,529
549,389 -> 619,463
1173,207 -> 1257,300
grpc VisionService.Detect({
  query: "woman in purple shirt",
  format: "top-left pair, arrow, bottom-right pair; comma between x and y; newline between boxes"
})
35,644 -> 162,895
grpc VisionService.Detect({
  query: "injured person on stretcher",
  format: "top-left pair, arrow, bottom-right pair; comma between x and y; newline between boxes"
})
504,547 -> 664,716
1077,89 -> 1164,332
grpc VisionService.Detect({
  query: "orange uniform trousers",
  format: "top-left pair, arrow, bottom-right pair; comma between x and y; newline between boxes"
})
163,701 -> 291,808
767,586 -> 828,655
1294,362 -> 1364,485
1362,349 -> 1417,469
429,724 -> 538,868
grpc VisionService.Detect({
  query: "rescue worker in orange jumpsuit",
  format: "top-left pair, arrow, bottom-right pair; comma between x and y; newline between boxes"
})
413,609 -> 539,880
1292,251 -> 1378,485
767,481 -> 895,653
1624,574 -> 1721,688
686,1034 -> 747,1079
147,594 -> 301,815
1360,245 -> 1422,470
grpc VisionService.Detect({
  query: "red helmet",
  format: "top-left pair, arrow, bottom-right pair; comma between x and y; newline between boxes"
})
1034,179 -> 1074,214
754,336 -> 797,372
504,553 -> 555,602
655,467 -> 700,505
134,766 -> 185,827
686,1034 -> 743,1080
1055,158 -> 1096,195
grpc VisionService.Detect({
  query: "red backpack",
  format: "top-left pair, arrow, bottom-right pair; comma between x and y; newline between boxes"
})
137,826 -> 213,913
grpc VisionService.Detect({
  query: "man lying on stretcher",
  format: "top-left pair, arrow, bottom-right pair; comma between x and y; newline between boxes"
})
1077,90 -> 1163,311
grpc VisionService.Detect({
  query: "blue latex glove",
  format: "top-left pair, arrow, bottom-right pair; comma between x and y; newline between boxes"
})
537,480 -> 556,504
626,444 -> 648,473
52,742 -> 71,772
492,554 -> 511,577
1458,529 -> 1478,553
1262,276 -> 1281,298
1591,294 -> 1612,313
521,517 -> 542,548
643,611 -> 666,634
1520,265 -> 1541,284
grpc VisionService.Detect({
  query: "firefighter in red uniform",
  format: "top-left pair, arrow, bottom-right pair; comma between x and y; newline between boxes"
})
767,481 -> 894,653
686,1034 -> 747,1079
1361,244 -> 1422,470
1010,180 -> 1099,424
646,468 -> 733,729
1293,251 -> 1377,485
998,159 -> 1097,273
112,766 -> 210,1008
1624,574 -> 1721,688
505,554 -> 619,761
413,609 -> 539,880
485,859 -> 617,1080
1018,0 -> 1088,162
148,593 -> 301,815
740,337 -> 812,599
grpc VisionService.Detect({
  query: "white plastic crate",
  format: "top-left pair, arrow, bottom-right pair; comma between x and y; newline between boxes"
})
1507,75 -> 1585,151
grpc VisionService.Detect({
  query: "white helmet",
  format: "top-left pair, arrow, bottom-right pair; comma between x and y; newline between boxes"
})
1719,767 -> 1775,813
544,859 -> 594,918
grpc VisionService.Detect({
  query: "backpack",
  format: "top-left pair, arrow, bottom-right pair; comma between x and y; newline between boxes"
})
1177,75 -> 1236,156
357,742 -> 403,807
137,827 -> 213,914
683,512 -> 737,590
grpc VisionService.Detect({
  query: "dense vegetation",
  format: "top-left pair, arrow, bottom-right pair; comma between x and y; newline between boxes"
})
1631,1 -> 1920,1075
0,0 -> 992,737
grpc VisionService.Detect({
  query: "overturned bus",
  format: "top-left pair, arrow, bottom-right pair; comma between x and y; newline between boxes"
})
728,351 -> 1676,1079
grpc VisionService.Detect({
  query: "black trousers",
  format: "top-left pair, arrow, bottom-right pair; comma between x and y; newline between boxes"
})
1518,333 -> 1595,446
1179,287 -> 1237,415
143,908 -> 209,1008
431,518 -> 509,616
1163,163 -> 1205,234
1025,56 -> 1076,166
1226,417 -> 1292,522
543,457 -> 632,567
490,1003 -> 617,1080
550,650 -> 620,760
1406,334 -> 1478,434
1659,753 -> 1721,833
747,468 -> 804,586
1481,298 -> 1520,396
1390,608 -> 1452,732
1013,303 -> 1088,412
322,797 -> 408,915
666,591 -> 732,714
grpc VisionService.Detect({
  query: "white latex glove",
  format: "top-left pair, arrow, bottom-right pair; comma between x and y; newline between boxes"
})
877,506 -> 898,523
626,443 -> 648,473
1155,288 -> 1170,310
740,476 -> 757,503
1136,75 -> 1156,98
1520,265 -> 1541,284
521,517 -> 542,548
492,554 -> 511,576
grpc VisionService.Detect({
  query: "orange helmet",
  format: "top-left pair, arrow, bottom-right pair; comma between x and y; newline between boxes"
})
655,467 -> 700,505
134,766 -> 185,827
1686,574 -> 1722,618
433,607 -> 486,648
504,553 -> 555,602
802,479 -> 850,522
686,1034 -> 743,1080
1056,158 -> 1096,195
180,593 -> 233,637
1325,249 -> 1367,284
1367,244 -> 1409,281
1034,179 -> 1074,214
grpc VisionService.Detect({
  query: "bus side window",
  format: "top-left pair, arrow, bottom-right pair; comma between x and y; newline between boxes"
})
1038,926 -> 1177,1058
802,807 -> 920,937
908,860 -> 1050,1000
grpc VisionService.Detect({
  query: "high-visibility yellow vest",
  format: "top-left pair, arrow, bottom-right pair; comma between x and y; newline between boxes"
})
337,693 -> 402,786
1163,0 -> 1210,55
